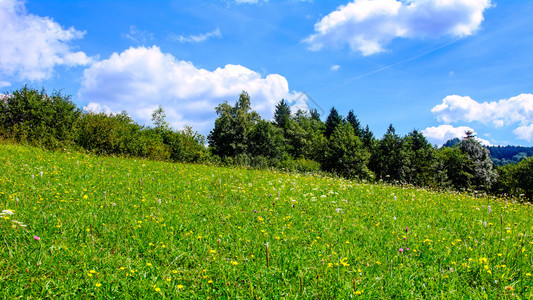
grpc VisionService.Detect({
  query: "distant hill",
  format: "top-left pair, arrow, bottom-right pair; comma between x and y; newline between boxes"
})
442,138 -> 533,166
487,145 -> 533,166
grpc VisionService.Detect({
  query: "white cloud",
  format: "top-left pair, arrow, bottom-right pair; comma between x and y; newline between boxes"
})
124,25 -> 154,44
0,81 -> 10,89
169,28 -> 221,43
83,102 -> 113,115
513,124 -> 533,142
304,0 -> 491,55
422,125 -> 491,146
330,65 -> 341,71
79,46 -> 304,134
431,94 -> 533,127
0,0 -> 92,82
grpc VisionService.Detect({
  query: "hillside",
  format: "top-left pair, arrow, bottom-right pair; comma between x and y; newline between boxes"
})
1,143 -> 532,298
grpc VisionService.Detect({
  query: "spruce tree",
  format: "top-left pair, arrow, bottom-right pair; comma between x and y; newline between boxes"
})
325,107 -> 343,138
274,99 -> 291,129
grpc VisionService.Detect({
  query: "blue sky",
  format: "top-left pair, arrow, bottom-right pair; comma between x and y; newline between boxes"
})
1,0 -> 532,146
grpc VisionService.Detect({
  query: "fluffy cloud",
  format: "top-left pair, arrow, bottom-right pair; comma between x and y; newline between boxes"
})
422,125 -> 491,146
0,0 -> 91,82
513,124 -> 533,143
431,93 -> 533,142
305,0 -> 491,55
79,46 -> 304,134
431,94 -> 533,127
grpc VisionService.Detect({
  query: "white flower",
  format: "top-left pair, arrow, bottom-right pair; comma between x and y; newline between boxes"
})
1,210 -> 14,215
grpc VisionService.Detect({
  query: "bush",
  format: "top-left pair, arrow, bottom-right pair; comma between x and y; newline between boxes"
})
279,157 -> 321,173
0,86 -> 80,149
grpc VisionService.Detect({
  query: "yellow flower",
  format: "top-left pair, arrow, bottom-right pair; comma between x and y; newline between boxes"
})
146,263 -> 152,266
95,283 -> 102,287
154,287 -> 161,292
208,280 -> 213,284
83,195 -> 88,200
177,285 -> 184,290
231,261 -> 239,266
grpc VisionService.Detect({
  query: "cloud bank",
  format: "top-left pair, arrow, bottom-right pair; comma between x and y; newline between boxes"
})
79,46 -> 304,134
305,0 -> 492,55
0,0 -> 91,82
430,93 -> 533,142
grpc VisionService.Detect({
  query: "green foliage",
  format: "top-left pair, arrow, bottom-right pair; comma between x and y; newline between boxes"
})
492,156 -> 533,200
151,104 -> 170,132
325,107 -> 343,138
370,124 -> 408,182
0,85 -> 80,149
273,99 -> 291,129
208,91 -> 259,158
345,110 -> 362,138
457,132 -> 497,190
284,113 -> 327,162
402,130 -> 438,187
248,120 -> 285,160
324,122 -> 372,180
163,126 -> 206,163
278,157 -> 321,173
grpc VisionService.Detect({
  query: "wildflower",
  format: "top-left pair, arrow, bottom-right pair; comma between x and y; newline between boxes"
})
399,248 -> 404,253
146,263 -> 152,266
177,285 -> 184,290
95,283 -> 102,287
33,236 -> 40,241
505,286 -> 513,291
154,287 -> 161,292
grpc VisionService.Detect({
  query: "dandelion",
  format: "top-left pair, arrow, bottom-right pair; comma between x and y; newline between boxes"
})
154,287 -> 161,292
177,284 -> 184,290
95,283 -> 102,287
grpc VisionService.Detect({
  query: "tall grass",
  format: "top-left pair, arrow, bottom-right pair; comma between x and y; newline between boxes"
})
1,143 -> 531,298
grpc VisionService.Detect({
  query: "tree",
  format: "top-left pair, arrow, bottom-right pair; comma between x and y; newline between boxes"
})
345,110 -> 362,138
361,125 -> 375,149
274,99 -> 291,129
309,108 -> 321,122
402,129 -> 437,186
457,132 -> 497,190
369,124 -> 408,182
325,107 -> 343,138
0,85 -> 80,148
151,105 -> 170,131
283,110 -> 327,162
248,120 -> 285,161
324,122 -> 372,180
208,91 -> 260,158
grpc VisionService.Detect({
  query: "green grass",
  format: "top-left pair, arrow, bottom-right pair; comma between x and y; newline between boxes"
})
1,142 -> 532,299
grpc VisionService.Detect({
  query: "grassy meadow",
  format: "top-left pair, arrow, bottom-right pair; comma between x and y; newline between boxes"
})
1,142 -> 532,299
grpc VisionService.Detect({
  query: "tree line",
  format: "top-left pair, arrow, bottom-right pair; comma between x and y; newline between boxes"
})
1,86 -> 531,200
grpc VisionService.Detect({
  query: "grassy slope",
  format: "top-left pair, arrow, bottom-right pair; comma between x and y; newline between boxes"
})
0,143 -> 532,299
